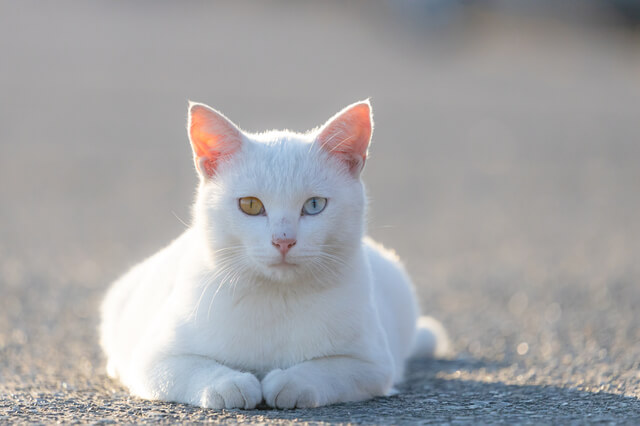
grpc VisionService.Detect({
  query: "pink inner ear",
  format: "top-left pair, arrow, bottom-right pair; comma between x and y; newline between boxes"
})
188,103 -> 242,178
317,101 -> 373,176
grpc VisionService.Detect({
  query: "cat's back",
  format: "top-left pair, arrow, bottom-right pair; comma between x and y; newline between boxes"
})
363,236 -> 414,298
363,237 -> 419,380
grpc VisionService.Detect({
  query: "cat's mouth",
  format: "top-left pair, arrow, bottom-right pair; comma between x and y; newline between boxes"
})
269,260 -> 298,268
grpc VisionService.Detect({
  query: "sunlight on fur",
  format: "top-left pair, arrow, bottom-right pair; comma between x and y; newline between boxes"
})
100,100 -> 449,409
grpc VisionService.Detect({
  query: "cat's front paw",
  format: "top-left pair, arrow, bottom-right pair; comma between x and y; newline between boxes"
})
261,368 -> 321,409
199,371 -> 262,409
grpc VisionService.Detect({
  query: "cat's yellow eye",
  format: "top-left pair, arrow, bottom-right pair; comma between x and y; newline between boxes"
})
302,197 -> 327,215
239,197 -> 265,216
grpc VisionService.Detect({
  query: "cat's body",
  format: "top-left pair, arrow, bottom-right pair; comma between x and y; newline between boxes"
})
100,101 -> 448,409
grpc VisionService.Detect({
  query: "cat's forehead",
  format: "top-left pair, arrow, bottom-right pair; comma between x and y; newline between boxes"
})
222,131 -> 340,200
246,130 -> 314,162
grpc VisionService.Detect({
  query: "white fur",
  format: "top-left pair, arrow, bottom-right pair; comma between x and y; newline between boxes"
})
100,101 -> 448,409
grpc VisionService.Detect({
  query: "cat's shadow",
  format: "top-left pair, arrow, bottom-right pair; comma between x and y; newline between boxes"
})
247,357 -> 503,412
116,357 -> 638,422
251,356 -> 505,411
237,357 -> 639,422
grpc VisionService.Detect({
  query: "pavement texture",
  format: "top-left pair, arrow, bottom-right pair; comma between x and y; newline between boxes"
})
1,1 -> 640,424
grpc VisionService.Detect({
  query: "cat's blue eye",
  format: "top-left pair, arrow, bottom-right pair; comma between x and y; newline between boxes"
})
302,197 -> 327,215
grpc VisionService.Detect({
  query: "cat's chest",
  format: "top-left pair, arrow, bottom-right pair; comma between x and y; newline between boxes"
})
182,286 -> 364,374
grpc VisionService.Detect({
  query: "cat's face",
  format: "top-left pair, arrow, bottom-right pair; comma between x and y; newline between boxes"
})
189,101 -> 372,285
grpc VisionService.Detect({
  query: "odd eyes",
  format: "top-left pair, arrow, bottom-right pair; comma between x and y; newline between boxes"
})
238,197 -> 328,216
239,197 -> 265,216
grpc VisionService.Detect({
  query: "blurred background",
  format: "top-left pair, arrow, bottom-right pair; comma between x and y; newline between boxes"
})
1,0 -> 639,409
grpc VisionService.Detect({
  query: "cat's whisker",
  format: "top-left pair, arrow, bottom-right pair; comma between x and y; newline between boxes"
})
231,271 -> 245,298
318,252 -> 352,268
309,256 -> 349,284
191,280 -> 211,321
192,253 -> 248,321
205,279 -> 229,321
204,276 -> 233,320
295,251 -> 352,274
192,260 -> 241,321
314,261 -> 340,282
172,211 -> 191,229
208,245 -> 246,256
306,262 -> 323,286
191,268 -> 228,320
308,259 -> 339,288
226,259 -> 257,308
205,256 -> 252,320
227,261 -> 248,299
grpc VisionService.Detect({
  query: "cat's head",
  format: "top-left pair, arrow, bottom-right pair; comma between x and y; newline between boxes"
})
189,100 -> 373,285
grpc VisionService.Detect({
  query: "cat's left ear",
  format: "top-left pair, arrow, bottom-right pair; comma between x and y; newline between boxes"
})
316,100 -> 373,177
188,101 -> 243,179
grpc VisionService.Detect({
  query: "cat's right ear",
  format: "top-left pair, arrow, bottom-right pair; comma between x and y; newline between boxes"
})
316,100 -> 373,178
188,102 -> 243,179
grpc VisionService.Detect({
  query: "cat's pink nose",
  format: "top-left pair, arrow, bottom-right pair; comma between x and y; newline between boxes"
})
272,238 -> 297,256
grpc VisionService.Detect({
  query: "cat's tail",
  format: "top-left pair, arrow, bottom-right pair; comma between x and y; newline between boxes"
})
411,316 -> 451,358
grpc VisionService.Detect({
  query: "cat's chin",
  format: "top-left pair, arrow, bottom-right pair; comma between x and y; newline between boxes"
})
249,259 -> 316,284
262,262 -> 300,281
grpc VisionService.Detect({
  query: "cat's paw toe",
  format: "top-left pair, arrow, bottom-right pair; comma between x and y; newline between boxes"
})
262,369 -> 321,409
200,372 -> 262,409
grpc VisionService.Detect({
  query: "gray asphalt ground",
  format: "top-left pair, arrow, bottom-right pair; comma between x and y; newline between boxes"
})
1,1 -> 640,423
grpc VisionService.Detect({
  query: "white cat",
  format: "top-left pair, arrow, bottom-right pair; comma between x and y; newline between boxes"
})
100,100 -> 449,409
